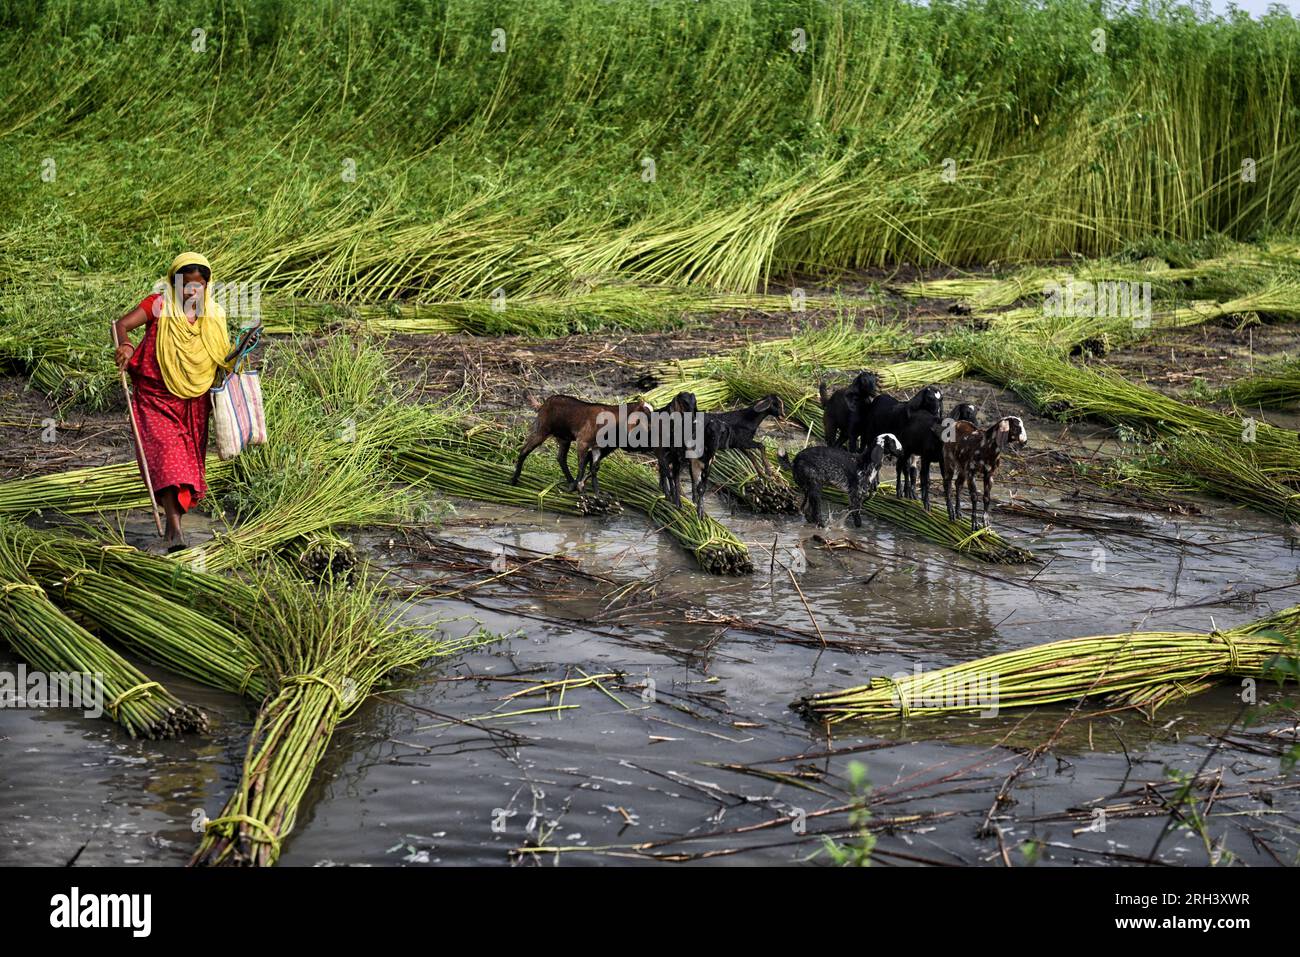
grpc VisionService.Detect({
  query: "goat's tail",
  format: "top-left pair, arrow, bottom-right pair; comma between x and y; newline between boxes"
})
817,378 -> 830,407
524,391 -> 544,411
776,449 -> 793,467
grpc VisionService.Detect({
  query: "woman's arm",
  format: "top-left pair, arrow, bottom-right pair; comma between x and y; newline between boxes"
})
111,306 -> 149,370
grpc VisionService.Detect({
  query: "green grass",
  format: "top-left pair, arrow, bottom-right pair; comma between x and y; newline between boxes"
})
2,0 -> 1298,308
1219,356 -> 1300,410
4,0 -> 1300,414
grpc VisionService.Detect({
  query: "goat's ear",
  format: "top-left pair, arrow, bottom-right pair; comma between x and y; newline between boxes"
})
996,419 -> 1010,448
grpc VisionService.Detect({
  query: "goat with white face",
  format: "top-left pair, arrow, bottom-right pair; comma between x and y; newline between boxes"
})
941,415 -> 1028,530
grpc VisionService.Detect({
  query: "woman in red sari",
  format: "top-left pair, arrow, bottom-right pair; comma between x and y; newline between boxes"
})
112,252 -> 230,552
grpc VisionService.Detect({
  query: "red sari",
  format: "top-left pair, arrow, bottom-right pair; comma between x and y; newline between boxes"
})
124,293 -> 210,512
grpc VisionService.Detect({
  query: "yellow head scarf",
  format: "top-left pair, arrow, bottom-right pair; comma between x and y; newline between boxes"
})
153,251 -> 231,398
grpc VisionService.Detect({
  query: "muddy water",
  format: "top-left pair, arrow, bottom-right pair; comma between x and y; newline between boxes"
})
3,488 -> 1300,867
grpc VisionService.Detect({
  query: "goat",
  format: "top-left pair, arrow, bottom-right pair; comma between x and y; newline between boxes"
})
684,417 -> 730,518
818,371 -> 880,451
894,402 -> 979,508
855,384 -> 944,496
941,415 -> 1029,530
687,395 -> 786,516
783,434 -> 903,527
650,391 -> 701,508
511,394 -> 654,495
950,402 -> 978,425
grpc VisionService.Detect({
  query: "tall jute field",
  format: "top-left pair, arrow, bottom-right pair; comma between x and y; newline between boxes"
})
2,0 -> 1298,298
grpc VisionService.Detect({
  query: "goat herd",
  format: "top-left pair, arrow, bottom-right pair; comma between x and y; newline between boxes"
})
511,371 -> 1029,534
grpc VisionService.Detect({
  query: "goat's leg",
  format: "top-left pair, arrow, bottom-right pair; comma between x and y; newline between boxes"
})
945,482 -> 955,522
951,468 -> 962,522
695,458 -> 715,518
849,483 -> 863,528
657,451 -> 681,505
573,444 -> 591,492
851,422 -> 867,454
588,452 -> 603,496
921,460 -> 932,512
809,489 -> 825,527
655,452 -> 673,500
555,439 -> 576,487
981,471 -> 993,529
894,458 -> 905,498
670,456 -> 684,508
689,457 -> 707,517
510,432 -> 548,486
966,471 -> 979,530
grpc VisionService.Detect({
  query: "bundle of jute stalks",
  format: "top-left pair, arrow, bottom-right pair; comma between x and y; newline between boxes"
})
0,520 -> 207,738
799,607 -> 1299,723
191,568 -> 491,866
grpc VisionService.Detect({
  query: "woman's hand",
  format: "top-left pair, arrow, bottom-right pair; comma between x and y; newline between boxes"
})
111,306 -> 149,370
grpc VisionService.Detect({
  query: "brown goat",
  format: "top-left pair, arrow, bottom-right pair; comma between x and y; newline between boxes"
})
940,415 -> 1028,530
510,394 -> 654,495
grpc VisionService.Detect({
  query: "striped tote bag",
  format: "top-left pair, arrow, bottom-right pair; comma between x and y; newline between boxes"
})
209,358 -> 267,460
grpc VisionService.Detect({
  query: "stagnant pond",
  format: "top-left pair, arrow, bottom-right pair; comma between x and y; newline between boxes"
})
3,487 -> 1299,866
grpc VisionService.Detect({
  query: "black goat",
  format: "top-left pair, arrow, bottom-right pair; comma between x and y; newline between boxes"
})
950,402 -> 978,425
784,433 -> 903,527
818,371 -> 880,451
855,384 -> 945,496
687,395 -> 786,516
894,401 -> 979,509
651,391 -> 701,508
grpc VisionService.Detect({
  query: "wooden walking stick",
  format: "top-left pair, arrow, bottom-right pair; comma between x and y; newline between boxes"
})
112,325 -> 166,537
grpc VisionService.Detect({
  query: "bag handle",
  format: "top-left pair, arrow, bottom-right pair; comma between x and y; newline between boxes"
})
224,323 -> 263,373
